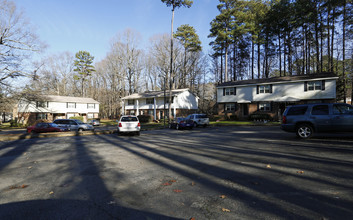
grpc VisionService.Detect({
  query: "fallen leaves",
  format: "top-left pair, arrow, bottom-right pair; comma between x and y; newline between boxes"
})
162,179 -> 177,186
8,184 -> 29,190
222,208 -> 231,212
266,164 -> 272,168
49,191 -> 54,195
173,189 -> 183,193
220,195 -> 226,199
297,170 -> 304,174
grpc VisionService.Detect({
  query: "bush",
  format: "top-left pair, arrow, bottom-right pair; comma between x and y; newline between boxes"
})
138,115 -> 153,123
69,116 -> 84,122
248,113 -> 272,121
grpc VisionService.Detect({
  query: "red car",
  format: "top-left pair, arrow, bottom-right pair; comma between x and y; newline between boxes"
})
27,122 -> 68,133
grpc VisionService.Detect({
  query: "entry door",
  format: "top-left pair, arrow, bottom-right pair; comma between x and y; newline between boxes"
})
242,104 -> 249,116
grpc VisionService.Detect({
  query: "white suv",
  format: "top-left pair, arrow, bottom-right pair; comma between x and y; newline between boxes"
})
117,115 -> 141,135
186,114 -> 210,127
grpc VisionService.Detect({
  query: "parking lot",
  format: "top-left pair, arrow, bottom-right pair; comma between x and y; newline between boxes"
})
1,126 -> 353,219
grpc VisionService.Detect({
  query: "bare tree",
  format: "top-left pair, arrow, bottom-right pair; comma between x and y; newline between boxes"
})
0,0 -> 43,87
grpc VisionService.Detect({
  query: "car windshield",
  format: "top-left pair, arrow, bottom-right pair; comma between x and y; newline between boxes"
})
196,115 -> 207,118
121,117 -> 138,122
49,123 -> 59,127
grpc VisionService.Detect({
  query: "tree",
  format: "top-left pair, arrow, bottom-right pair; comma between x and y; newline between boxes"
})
73,51 -> 95,97
174,24 -> 202,88
161,0 -> 193,121
0,0 -> 42,86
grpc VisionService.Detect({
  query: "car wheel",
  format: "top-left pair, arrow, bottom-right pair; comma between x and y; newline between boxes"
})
176,124 -> 180,130
78,128 -> 84,132
169,124 -> 172,129
296,124 -> 313,139
136,131 -> 140,136
193,122 -> 198,128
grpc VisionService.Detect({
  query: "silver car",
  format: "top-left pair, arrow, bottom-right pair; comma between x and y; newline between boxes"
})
53,119 -> 94,132
117,115 -> 141,135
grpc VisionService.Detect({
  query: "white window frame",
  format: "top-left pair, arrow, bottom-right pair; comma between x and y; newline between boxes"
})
128,99 -> 135,105
259,85 -> 271,93
259,103 -> 271,111
146,98 -> 154,104
67,103 -> 76,108
87,103 -> 95,109
225,103 -> 236,111
308,81 -> 322,91
225,88 -> 235,95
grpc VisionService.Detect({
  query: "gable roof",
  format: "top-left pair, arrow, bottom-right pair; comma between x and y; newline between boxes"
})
45,95 -> 99,104
122,88 -> 192,99
217,73 -> 338,88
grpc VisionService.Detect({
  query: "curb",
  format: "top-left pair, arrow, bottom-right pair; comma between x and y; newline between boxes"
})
0,127 -> 166,142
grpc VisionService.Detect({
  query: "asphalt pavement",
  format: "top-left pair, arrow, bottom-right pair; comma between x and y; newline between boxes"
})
1,126 -> 353,219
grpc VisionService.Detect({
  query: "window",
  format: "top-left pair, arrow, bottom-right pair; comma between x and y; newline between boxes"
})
308,81 -> 321,90
333,104 -> 353,115
128,99 -> 135,105
225,103 -> 236,111
87,103 -> 95,109
87,113 -> 94,119
258,85 -> 272,94
259,103 -> 271,111
287,106 -> 308,116
36,113 -> 47,120
311,105 -> 329,115
305,80 -> 325,91
224,88 -> 236,95
165,97 -> 173,104
36,101 -> 48,108
148,110 -> 154,115
66,113 -> 75,119
146,98 -> 154,104
67,103 -> 76,108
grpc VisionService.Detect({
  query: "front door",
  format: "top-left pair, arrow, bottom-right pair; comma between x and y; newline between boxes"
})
242,104 -> 249,117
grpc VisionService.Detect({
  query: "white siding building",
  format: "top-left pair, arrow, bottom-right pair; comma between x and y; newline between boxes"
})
16,95 -> 99,124
122,89 -> 198,119
217,73 -> 338,120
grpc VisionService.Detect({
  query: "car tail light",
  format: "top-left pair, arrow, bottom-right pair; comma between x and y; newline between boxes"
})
137,123 -> 141,127
119,123 -> 122,127
180,121 -> 184,123
282,116 -> 286,124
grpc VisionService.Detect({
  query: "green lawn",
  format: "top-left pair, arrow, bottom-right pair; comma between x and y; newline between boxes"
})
210,120 -> 280,126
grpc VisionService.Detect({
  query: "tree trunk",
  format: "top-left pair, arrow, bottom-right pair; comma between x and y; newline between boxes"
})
343,0 -> 346,103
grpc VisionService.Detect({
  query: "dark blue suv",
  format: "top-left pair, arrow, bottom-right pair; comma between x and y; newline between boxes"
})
281,103 -> 353,138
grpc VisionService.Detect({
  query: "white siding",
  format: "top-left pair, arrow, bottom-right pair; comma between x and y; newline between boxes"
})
217,79 -> 336,103
18,100 -> 99,114
124,90 -> 198,110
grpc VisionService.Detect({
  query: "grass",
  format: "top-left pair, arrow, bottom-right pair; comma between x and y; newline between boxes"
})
210,120 -> 280,126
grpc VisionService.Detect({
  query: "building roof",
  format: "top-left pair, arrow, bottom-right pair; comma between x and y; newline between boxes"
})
217,73 -> 338,87
122,88 -> 192,99
45,95 -> 99,104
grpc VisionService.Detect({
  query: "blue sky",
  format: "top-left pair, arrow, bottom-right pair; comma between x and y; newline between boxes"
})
14,0 -> 220,62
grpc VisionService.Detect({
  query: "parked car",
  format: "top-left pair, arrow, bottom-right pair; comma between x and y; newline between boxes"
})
27,122 -> 68,133
88,119 -> 100,126
53,119 -> 94,132
281,103 -> 353,139
117,115 -> 141,135
169,117 -> 194,130
186,114 -> 210,127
